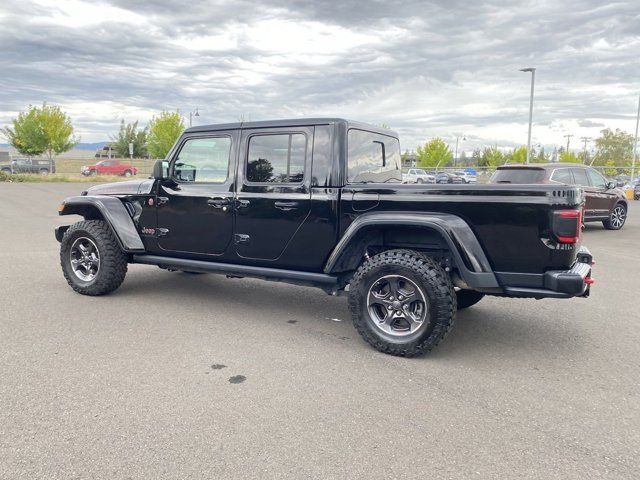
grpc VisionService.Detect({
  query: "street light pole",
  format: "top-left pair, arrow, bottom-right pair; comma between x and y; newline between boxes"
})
520,68 -> 536,164
632,95 -> 640,183
453,135 -> 465,167
189,107 -> 200,127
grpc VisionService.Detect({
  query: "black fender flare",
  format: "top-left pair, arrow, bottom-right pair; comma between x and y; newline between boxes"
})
324,212 -> 499,289
57,195 -> 145,252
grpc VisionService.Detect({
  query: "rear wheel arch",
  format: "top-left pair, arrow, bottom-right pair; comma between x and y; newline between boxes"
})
328,224 -> 452,274
325,213 -> 500,291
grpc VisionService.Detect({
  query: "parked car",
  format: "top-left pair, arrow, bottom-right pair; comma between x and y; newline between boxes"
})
435,172 -> 464,184
0,157 -> 56,175
56,118 -> 593,358
81,159 -> 138,177
403,168 -> 435,184
490,163 -> 628,230
453,171 -> 477,184
634,182 -> 640,200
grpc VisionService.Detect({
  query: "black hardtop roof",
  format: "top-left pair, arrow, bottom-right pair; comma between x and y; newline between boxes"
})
184,117 -> 398,137
497,163 -> 589,170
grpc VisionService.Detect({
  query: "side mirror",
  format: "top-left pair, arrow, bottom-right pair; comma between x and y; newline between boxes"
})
606,181 -> 616,190
153,160 -> 169,180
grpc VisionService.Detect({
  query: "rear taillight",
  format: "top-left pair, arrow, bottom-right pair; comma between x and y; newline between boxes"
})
552,209 -> 581,244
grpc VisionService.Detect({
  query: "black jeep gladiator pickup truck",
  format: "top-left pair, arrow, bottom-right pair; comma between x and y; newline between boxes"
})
55,118 -> 593,357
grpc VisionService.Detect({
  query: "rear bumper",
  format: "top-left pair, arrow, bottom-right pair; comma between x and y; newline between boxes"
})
498,247 -> 594,299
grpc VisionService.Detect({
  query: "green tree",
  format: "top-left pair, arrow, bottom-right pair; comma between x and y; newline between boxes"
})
559,151 -> 581,163
112,120 -> 148,158
2,103 -> 77,168
593,128 -> 633,167
479,146 -> 504,167
508,146 -> 527,164
416,138 -> 452,168
147,111 -> 185,159
471,148 -> 482,165
533,147 -> 549,163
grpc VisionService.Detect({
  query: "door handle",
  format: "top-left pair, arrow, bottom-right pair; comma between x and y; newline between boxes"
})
236,199 -> 250,209
274,201 -> 299,211
207,197 -> 230,209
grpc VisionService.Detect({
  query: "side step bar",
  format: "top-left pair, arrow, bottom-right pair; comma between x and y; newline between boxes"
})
132,254 -> 340,290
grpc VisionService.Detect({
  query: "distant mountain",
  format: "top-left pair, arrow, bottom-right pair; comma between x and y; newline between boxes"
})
0,142 -> 107,151
74,142 -> 108,151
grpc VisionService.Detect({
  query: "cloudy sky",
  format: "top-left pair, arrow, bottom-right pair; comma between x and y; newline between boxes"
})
0,0 -> 639,153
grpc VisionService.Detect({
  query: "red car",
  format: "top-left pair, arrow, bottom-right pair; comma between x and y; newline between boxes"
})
81,159 -> 137,177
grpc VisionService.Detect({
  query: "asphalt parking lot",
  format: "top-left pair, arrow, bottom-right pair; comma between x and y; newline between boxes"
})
1,182 -> 638,479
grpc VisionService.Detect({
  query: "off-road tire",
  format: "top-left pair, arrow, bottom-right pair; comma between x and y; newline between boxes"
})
60,220 -> 127,296
348,249 -> 456,357
603,203 -> 627,230
456,290 -> 485,310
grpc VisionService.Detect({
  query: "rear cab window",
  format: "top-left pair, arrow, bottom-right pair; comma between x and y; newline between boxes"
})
490,168 -> 545,184
347,129 -> 401,183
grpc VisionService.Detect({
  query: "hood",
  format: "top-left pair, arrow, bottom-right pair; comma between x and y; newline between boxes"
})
85,179 -> 154,196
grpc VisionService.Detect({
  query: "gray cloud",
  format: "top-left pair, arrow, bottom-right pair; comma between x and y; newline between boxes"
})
0,0 -> 638,152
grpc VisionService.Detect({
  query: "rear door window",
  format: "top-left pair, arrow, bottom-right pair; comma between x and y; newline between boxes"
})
551,168 -> 573,184
246,133 -> 306,184
490,168 -> 544,184
570,168 -> 590,187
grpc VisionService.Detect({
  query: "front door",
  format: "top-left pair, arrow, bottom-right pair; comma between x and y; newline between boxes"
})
585,168 -> 616,218
155,131 -> 238,256
233,127 -> 313,261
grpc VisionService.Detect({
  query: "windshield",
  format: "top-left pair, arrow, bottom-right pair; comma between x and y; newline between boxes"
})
416,169 -> 427,175
490,168 -> 545,184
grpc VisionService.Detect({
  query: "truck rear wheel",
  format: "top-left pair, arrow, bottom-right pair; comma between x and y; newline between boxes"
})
348,249 -> 456,357
456,289 -> 485,310
60,220 -> 127,296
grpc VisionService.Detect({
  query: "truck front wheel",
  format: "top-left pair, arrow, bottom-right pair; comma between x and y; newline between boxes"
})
60,220 -> 127,296
348,249 -> 456,357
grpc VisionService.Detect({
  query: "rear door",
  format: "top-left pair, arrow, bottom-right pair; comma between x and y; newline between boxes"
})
233,127 -> 312,261
570,167 -> 598,218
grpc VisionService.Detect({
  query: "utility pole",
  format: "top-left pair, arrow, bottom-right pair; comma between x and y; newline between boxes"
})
520,68 -> 536,164
580,137 -> 591,164
632,95 -> 639,183
564,134 -> 573,154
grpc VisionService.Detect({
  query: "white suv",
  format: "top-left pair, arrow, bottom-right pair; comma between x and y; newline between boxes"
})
453,171 -> 477,184
403,168 -> 435,184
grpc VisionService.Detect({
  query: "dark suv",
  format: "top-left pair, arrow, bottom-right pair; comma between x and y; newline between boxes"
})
490,163 -> 628,230
0,157 -> 56,175
55,118 -> 594,357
